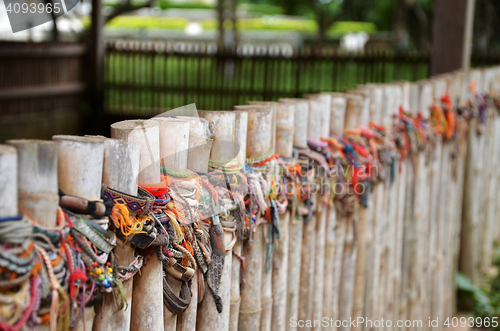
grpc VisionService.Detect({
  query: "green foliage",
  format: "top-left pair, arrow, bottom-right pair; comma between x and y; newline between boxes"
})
328,21 -> 377,33
366,0 -> 395,32
156,0 -> 213,10
457,245 -> 500,329
106,16 -> 189,29
238,2 -> 284,16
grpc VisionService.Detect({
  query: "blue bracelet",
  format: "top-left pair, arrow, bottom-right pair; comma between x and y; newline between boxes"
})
0,213 -> 24,222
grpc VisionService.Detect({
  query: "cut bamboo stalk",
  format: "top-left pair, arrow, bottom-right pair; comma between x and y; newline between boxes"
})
346,88 -> 370,128
6,140 -> 58,227
176,116 -> 214,173
198,111 -> 237,331
156,118 -> 191,173
338,213 -> 358,331
349,87 -> 372,331
328,93 -> 347,135
445,72 -> 468,318
0,144 -> 17,218
111,120 -> 164,331
247,101 -> 278,153
201,111 -> 237,162
460,70 -> 485,285
391,82 -> 410,331
156,118 -> 193,331
52,135 -> 104,200
111,120 -> 161,184
305,93 -> 332,138
269,101 -> 294,331
408,82 -> 434,331
381,85 -> 396,129
228,110 -> 248,331
235,106 -> 274,331
158,118 -> 190,331
52,135 -> 105,331
279,98 -> 309,148
344,94 -> 364,129
306,98 -> 322,141
323,204 -> 337,330
92,138 -> 140,331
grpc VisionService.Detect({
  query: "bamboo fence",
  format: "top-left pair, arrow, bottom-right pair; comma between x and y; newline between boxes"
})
0,66 -> 500,331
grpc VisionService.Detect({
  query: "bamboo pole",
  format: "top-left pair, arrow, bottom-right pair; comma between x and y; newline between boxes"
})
175,116 -> 214,331
233,106 -> 273,331
349,86 -> 373,331
0,145 -> 17,218
233,105 -> 275,331
6,140 -> 58,227
337,93 -> 366,331
156,118 -> 193,331
329,93 -> 347,135
247,101 -> 277,152
460,70 -> 485,285
408,81 -> 434,331
278,99 -> 304,331
196,111 -> 235,331
344,94 -> 364,129
111,120 -> 164,331
279,98 -> 309,148
176,116 -> 214,172
269,102 -> 294,331
229,111 -> 248,331
52,135 -> 105,330
305,93 -> 332,139
92,138 -> 140,331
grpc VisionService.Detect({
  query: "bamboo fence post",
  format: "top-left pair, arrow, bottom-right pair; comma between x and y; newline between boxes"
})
111,120 -> 164,331
349,86 -> 373,331
198,111 -> 236,331
389,82 -> 410,331
228,111 -> 248,331
293,97 -> 322,331
236,105 -> 275,331
305,93 -> 332,139
380,84 -> 402,330
445,71 -> 468,318
344,94 -> 364,129
6,140 -> 58,228
460,70 -> 485,285
431,77 -> 450,330
233,106 -> 273,331
175,116 -> 214,331
361,83 -> 392,331
234,105 -> 275,331
277,99 -> 306,331
279,98 -> 309,148
0,145 -> 17,218
52,135 -> 105,330
329,93 -> 347,135
408,82 -> 434,331
176,116 -> 214,172
247,101 -> 277,152
267,102 -> 294,331
92,138 -> 140,331
479,69 -> 500,275
156,117 -> 194,331
337,94 -> 365,331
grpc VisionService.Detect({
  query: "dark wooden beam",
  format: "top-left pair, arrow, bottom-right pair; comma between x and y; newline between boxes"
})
430,0 -> 476,76
88,0 -> 105,134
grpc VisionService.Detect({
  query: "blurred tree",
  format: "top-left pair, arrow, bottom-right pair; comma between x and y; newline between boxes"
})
474,0 -> 500,51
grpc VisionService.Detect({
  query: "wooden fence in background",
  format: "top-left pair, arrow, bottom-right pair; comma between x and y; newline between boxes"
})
104,41 -> 430,115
